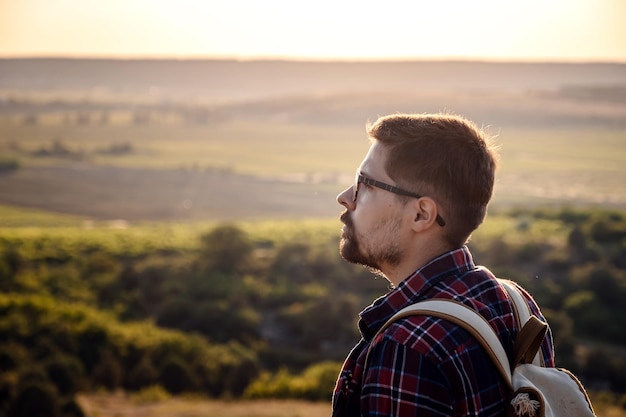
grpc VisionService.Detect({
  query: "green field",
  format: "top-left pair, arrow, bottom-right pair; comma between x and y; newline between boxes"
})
1,114 -> 625,223
0,117 -> 364,175
3,116 -> 626,176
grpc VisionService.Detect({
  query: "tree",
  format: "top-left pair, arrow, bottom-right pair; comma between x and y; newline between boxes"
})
6,381 -> 61,417
91,349 -> 123,390
45,354 -> 84,396
199,224 -> 254,274
0,158 -> 20,173
158,356 -> 197,394
127,357 -> 158,391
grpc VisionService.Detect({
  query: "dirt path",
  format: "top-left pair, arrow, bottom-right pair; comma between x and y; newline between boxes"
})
78,392 -> 331,417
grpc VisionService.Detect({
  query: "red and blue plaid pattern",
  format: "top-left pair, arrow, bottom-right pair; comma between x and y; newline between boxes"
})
332,246 -> 555,417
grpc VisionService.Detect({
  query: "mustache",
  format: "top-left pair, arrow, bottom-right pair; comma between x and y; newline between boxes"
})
340,210 -> 352,226
340,210 -> 356,241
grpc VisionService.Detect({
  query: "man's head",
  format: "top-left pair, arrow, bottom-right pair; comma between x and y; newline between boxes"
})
337,113 -> 498,280
367,113 -> 498,246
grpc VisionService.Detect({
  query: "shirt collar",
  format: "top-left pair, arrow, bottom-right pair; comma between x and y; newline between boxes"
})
358,246 -> 476,340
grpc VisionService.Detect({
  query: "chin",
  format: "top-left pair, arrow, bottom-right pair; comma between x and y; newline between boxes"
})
339,237 -> 360,263
339,237 -> 354,260
340,238 -> 381,272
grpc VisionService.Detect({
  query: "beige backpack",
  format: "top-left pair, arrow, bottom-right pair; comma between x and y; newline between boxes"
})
375,279 -> 596,417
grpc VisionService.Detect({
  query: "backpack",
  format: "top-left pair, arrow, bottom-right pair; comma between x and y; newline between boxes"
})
372,279 -> 596,417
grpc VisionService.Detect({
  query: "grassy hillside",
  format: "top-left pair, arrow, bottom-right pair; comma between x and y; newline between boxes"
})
1,118 -> 625,222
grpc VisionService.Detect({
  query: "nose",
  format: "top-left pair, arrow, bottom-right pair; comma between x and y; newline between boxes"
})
337,186 -> 355,210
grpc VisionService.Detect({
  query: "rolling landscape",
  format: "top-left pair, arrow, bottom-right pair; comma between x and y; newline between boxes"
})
1,58 -> 626,222
1,58 -> 626,416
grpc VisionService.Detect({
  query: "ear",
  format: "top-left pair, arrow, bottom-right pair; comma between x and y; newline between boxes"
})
410,197 -> 440,232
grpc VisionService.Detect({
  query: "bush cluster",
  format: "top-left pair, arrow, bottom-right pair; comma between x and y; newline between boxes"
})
1,208 -> 625,409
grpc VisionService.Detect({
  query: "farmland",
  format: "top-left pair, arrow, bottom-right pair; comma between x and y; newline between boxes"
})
1,120 -> 625,223
1,58 -> 626,223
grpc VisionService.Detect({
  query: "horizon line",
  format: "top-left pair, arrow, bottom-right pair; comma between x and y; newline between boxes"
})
1,53 -> 625,65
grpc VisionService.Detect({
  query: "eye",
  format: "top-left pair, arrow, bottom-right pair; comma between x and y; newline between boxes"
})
352,183 -> 359,202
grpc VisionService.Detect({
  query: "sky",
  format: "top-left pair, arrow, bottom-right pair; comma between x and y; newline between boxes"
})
0,0 -> 625,62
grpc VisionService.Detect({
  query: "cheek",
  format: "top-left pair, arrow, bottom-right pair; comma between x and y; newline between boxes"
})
350,208 -> 374,233
352,203 -> 394,235
356,201 -> 396,223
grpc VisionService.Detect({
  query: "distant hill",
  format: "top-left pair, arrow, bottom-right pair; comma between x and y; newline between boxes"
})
1,58 -> 625,100
1,58 -> 625,129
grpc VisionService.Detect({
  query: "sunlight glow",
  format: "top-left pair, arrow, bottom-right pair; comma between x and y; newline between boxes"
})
1,0 -> 625,61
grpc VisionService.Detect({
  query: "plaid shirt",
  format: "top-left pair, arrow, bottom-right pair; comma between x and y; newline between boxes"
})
332,246 -> 555,417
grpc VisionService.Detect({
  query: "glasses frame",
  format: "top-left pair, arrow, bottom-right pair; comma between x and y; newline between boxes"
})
354,173 -> 446,227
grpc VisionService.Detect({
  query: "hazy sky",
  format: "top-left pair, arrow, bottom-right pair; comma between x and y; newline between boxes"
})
1,0 -> 625,62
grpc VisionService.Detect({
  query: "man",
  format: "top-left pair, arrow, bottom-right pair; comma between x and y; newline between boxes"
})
332,113 -> 554,417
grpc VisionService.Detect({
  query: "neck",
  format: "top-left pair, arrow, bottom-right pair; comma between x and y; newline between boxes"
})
383,240 -> 456,287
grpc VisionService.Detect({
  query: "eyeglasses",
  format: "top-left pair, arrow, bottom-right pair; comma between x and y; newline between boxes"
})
353,173 -> 446,227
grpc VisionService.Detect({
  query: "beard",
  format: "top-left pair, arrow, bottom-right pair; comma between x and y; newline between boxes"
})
339,210 -> 403,276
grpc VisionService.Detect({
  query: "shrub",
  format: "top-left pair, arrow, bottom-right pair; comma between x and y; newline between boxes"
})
0,345 -> 19,372
244,368 -> 293,399
90,350 -> 123,390
131,385 -> 171,405
199,224 -> 254,274
60,398 -> 86,417
45,354 -> 84,396
0,158 -> 20,173
6,380 -> 61,417
126,357 -> 158,391
244,361 -> 341,401
158,356 -> 198,394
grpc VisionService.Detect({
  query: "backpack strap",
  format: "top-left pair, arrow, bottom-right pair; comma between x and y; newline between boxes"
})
498,279 -> 544,366
371,282 -> 550,389
373,299 -> 513,390
512,315 -> 548,368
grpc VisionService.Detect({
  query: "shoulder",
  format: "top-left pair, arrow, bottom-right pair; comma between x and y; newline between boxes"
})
373,274 -> 516,362
366,312 -> 505,412
375,310 -> 484,362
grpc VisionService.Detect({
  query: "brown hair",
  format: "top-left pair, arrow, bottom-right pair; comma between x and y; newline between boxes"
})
367,113 -> 498,246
